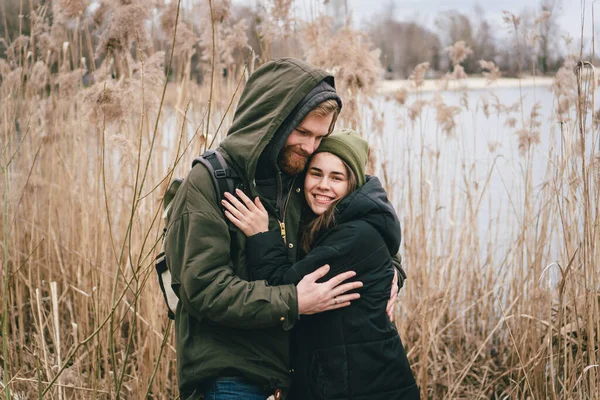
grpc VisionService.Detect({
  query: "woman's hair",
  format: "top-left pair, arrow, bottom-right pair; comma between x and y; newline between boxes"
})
301,158 -> 358,253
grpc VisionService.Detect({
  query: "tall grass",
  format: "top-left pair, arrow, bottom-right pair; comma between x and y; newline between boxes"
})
0,1 -> 598,399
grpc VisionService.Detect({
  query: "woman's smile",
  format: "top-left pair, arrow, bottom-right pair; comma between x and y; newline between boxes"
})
304,152 -> 350,215
313,194 -> 335,203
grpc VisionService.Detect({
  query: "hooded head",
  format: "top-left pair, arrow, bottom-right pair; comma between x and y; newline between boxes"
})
276,98 -> 340,176
219,58 -> 342,193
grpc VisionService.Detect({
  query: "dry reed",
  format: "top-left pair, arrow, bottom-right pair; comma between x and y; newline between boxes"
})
0,1 -> 598,399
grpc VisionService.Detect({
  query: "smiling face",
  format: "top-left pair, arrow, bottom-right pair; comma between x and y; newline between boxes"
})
278,111 -> 335,175
304,152 -> 351,215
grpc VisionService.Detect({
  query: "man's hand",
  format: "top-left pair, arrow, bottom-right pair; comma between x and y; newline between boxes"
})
297,265 -> 363,315
386,268 -> 399,322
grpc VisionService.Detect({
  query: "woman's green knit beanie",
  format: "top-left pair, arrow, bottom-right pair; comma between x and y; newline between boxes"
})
314,129 -> 369,187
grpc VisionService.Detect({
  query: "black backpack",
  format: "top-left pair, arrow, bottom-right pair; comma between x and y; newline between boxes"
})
155,149 -> 244,320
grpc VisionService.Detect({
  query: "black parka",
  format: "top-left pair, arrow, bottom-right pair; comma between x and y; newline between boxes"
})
246,176 -> 420,400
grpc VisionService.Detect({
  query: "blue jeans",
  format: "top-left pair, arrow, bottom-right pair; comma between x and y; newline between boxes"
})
183,377 -> 270,400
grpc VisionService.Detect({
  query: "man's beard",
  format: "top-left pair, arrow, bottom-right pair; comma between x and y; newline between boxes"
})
278,145 -> 310,175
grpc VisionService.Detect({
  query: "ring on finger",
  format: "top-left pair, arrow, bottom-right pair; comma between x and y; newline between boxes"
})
333,297 -> 337,305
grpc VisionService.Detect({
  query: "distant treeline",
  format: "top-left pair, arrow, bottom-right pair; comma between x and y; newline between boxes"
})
365,0 -> 571,78
0,0 -> 596,84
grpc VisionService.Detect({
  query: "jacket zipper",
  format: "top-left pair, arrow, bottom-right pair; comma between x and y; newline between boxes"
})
277,175 -> 297,243
279,221 -> 287,243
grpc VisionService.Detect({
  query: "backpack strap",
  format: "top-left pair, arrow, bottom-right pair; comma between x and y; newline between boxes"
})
155,245 -> 176,320
156,178 -> 185,321
192,150 -> 244,279
192,149 -> 244,231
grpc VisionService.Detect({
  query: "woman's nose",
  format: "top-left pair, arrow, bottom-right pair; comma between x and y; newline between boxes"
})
316,178 -> 329,190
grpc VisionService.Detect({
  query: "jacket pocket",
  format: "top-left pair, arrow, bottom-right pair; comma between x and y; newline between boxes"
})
309,347 -> 349,399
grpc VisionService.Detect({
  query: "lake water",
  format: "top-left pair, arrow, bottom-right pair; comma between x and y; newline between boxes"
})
370,83 -> 599,286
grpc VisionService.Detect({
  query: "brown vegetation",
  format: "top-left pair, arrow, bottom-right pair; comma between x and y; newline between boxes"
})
1,0 -> 599,399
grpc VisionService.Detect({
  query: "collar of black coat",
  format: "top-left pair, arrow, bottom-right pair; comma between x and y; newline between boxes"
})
330,176 -> 402,255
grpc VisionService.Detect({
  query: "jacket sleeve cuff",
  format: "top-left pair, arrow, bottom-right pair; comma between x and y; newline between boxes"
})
246,230 -> 284,266
275,284 -> 299,331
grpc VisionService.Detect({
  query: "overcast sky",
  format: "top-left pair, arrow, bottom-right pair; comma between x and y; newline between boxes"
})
242,0 -> 598,51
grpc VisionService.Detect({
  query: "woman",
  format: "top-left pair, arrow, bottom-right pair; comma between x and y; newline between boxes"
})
222,129 -> 419,400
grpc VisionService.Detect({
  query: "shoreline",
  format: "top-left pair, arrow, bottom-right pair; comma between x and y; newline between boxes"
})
378,76 -> 554,94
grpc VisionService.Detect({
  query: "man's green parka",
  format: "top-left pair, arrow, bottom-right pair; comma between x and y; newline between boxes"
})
164,58 -> 336,395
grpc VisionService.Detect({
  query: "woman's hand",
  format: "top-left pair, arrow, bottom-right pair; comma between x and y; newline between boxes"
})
222,189 -> 269,237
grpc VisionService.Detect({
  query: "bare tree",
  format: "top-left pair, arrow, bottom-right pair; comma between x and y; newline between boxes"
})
537,0 -> 562,73
496,8 -> 537,76
471,5 -> 497,64
231,4 -> 263,59
369,5 -> 440,78
435,11 -> 482,73
326,0 -> 350,30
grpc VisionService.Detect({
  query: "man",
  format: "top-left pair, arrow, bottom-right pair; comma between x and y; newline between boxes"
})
164,58 -> 399,399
